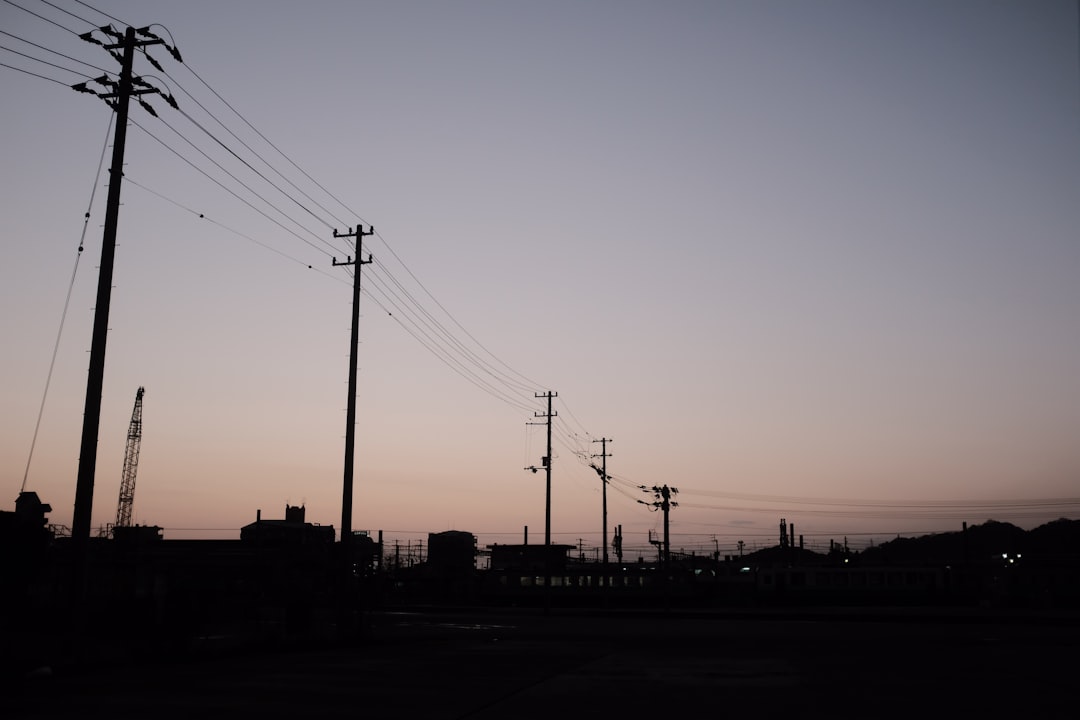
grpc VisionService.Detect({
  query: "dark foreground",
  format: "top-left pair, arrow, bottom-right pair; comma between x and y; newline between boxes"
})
8,606 -> 1078,719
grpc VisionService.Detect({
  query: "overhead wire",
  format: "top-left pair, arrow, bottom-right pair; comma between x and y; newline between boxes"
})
367,229 -> 547,393
130,65 -> 545,416
360,275 -> 537,412
0,42 -> 95,78
122,176 -> 345,283
73,0 -> 123,26
2,0 -> 82,35
368,258 -> 539,396
679,501 -> 1080,518
163,74 -> 351,230
15,1 -> 632,514
126,117 -> 340,259
66,5 -> 557,422
0,29 -> 115,75
27,0 -> 352,259
36,0 -> 95,27
0,59 -> 69,84
21,110 -> 113,492
675,485 -> 1080,510
143,110 -> 345,255
14,0 -> 1071,545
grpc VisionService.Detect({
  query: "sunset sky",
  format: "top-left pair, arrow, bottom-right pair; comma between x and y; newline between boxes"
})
2,0 -> 1078,559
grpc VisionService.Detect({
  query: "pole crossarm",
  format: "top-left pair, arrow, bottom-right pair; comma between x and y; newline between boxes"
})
72,27 -> 180,115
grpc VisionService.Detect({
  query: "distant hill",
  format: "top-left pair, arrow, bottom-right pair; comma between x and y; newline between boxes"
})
858,519 -> 1080,566
738,519 -> 1080,568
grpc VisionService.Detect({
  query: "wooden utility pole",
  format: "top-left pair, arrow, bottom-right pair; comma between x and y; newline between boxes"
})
591,437 -> 612,587
642,485 -> 678,570
538,391 -> 556,550
70,26 -> 165,599
526,391 -> 556,609
331,226 -> 373,551
332,225 -> 372,638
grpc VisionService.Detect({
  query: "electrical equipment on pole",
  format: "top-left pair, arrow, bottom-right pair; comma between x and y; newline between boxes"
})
114,387 -> 145,530
640,484 -> 678,570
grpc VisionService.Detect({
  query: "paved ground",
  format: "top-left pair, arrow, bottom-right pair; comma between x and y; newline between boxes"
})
8,607 -> 1079,718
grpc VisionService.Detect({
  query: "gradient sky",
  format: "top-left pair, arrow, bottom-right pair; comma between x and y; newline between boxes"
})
2,0 -> 1078,559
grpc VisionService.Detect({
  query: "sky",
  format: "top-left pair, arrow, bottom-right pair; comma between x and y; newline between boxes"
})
2,0 -> 1079,560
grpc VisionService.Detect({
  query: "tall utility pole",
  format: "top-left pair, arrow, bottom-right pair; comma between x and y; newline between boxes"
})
331,225 -> 372,640
533,391 -> 556,548
641,484 -> 678,570
591,437 -> 612,586
525,391 -> 556,606
70,26 -> 165,590
331,226 -> 373,553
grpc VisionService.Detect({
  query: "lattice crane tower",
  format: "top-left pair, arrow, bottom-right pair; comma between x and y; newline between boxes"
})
115,386 -> 144,529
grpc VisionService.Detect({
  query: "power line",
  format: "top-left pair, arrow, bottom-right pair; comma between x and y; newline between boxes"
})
675,486 -> 1080,510
73,0 -> 125,26
0,43 -> 94,78
367,229 -> 546,393
161,69 -> 350,230
19,6 -> 564,468
368,259 -> 539,396
360,279 -> 536,413
0,58 -> 68,84
36,0 -> 96,27
2,0 -> 82,35
144,111 -> 344,255
21,110 -> 113,493
71,11 -> 554,422
123,176 -> 343,282
127,118 -> 339,259
170,54 -> 363,229
0,29 -> 115,74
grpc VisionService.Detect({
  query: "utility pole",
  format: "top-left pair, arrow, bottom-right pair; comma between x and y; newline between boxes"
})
332,225 -> 373,551
525,391 -> 556,606
332,224 -> 372,638
590,437 -> 612,587
641,485 -> 678,570
70,26 -> 168,599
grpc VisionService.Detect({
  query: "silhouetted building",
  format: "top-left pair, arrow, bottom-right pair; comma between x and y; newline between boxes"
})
0,491 -> 53,552
346,530 -> 381,574
428,530 -> 477,573
240,505 -> 334,547
488,543 -> 575,574
113,524 -> 164,545
2,490 -> 51,527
